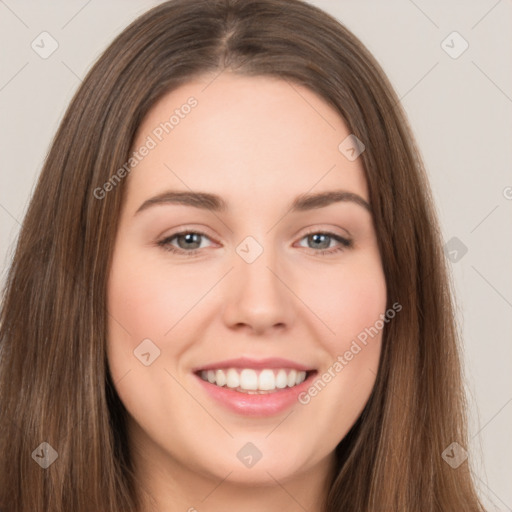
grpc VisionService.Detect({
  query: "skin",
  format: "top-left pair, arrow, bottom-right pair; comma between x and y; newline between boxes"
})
107,72 -> 387,512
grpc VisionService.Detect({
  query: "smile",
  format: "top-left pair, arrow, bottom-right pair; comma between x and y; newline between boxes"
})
197,368 -> 310,393
192,357 -> 318,416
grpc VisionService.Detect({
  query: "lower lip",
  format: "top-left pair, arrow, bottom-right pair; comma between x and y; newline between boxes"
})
193,371 -> 317,417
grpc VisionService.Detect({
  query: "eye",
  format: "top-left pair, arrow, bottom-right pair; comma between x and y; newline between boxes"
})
296,230 -> 352,256
157,230 -> 214,255
156,229 -> 353,256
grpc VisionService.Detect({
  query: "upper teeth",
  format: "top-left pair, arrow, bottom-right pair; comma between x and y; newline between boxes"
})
200,368 -> 307,392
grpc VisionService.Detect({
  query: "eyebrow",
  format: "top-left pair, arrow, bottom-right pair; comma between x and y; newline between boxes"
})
135,189 -> 371,215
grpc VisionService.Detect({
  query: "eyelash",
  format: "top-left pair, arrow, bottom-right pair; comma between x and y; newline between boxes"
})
156,228 -> 353,257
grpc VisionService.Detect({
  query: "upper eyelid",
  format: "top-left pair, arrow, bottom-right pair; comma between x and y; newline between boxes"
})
160,221 -> 351,238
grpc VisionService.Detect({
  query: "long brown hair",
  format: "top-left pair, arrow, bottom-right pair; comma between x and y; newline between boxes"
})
0,0 -> 486,510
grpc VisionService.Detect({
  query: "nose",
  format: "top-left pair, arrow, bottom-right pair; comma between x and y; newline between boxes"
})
221,246 -> 296,335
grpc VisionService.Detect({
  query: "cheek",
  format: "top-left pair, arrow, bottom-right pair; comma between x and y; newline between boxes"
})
105,247 -> 204,429
107,247 -> 203,350
296,253 -> 387,404
293,263 -> 386,437
105,246 -> 187,393
300,255 -> 387,349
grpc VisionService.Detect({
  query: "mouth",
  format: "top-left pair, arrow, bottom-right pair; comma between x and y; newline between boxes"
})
192,357 -> 318,416
195,367 -> 316,394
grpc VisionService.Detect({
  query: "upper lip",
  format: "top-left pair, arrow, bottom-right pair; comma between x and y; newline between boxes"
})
192,357 -> 316,373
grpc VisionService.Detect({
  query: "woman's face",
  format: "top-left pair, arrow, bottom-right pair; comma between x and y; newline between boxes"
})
107,73 -> 387,494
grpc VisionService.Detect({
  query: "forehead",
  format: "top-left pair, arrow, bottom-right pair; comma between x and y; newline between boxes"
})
125,73 -> 369,210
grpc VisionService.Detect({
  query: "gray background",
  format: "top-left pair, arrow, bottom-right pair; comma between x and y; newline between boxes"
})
0,0 -> 511,509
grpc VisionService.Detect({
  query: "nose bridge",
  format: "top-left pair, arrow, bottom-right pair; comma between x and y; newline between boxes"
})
222,233 -> 295,333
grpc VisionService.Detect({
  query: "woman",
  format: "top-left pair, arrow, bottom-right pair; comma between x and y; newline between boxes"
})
0,0 -> 486,510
